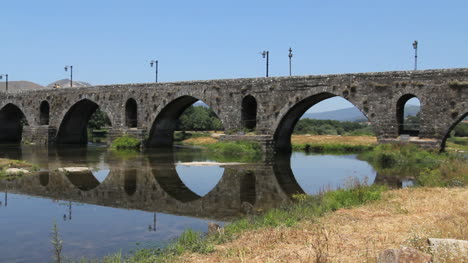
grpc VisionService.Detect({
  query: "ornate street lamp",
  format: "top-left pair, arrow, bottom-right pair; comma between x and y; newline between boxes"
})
261,51 -> 269,77
150,60 -> 158,82
0,74 -> 8,92
412,41 -> 418,70
64,65 -> 73,87
288,48 -> 293,76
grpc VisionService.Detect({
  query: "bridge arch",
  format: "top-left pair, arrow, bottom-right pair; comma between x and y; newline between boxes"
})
241,95 -> 257,130
440,111 -> 468,151
39,101 -> 50,125
0,103 -> 29,143
147,95 -> 223,147
396,94 -> 421,136
57,99 -> 111,144
125,98 -> 138,128
273,92 -> 371,152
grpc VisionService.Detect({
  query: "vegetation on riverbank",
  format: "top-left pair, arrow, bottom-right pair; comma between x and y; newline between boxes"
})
0,158 -> 37,179
110,136 -> 141,150
359,144 -> 467,187
99,182 -> 387,262
291,135 -> 376,153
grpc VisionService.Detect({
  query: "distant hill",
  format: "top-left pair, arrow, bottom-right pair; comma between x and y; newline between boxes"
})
302,105 -> 421,122
0,81 -> 45,92
46,79 -> 92,88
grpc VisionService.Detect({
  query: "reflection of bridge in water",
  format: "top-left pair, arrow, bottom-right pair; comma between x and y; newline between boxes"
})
0,147 -> 404,221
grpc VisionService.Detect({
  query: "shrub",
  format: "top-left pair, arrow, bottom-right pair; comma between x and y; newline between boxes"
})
111,136 -> 141,150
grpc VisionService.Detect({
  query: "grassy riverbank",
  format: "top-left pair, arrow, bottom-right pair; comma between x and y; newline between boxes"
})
0,158 -> 37,179
177,132 -> 378,153
291,135 -> 376,153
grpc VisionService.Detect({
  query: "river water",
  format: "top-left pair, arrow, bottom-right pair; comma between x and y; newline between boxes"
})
0,144 -> 391,263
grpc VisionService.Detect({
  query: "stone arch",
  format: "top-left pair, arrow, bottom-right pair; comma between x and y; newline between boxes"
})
125,98 -> 138,128
147,95 -> 223,147
396,94 -> 421,136
39,101 -> 50,125
273,92 -> 372,152
0,103 -> 29,143
57,99 -> 111,144
241,95 -> 257,130
440,112 -> 468,151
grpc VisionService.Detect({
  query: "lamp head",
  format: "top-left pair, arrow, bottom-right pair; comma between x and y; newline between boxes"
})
412,40 -> 418,49
64,66 -> 68,71
150,61 -> 154,67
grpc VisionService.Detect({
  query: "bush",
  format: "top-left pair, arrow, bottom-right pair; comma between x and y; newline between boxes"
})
207,141 -> 261,156
111,136 -> 141,150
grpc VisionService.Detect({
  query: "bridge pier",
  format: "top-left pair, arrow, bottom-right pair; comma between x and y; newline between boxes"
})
22,126 -> 57,145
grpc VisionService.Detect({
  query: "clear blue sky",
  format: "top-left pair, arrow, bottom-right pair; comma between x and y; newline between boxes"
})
1,0 -> 466,111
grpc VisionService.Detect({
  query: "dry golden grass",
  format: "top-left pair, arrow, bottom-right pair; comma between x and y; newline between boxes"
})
291,135 -> 377,146
182,188 -> 467,263
183,137 -> 219,145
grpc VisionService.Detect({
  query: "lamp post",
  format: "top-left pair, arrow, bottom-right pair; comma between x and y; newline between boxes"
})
288,48 -> 293,76
64,65 -> 73,87
0,74 -> 8,92
412,41 -> 418,70
261,51 -> 269,77
150,60 -> 158,82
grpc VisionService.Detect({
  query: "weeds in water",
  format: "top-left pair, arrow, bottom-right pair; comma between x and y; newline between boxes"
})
51,222 -> 63,263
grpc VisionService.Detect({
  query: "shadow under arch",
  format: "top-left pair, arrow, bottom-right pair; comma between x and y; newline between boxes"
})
440,112 -> 468,152
39,101 -> 50,125
241,95 -> 257,130
125,98 -> 138,128
0,103 -> 29,143
396,94 -> 420,136
147,95 -> 223,147
57,99 -> 110,144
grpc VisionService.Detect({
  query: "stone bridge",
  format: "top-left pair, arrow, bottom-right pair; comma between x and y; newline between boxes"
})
1,68 -> 467,152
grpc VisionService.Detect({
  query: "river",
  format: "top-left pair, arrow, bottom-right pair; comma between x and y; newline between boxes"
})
0,144 -> 398,263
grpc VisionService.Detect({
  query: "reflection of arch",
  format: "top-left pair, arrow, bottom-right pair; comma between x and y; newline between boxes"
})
39,171 -> 49,187
241,95 -> 257,130
124,169 -> 137,195
57,99 -> 108,144
0,103 -> 28,143
396,94 -> 420,136
39,101 -> 50,125
149,149 -> 201,202
274,92 -> 370,152
65,170 -> 100,191
240,170 -> 256,206
125,98 -> 138,128
440,112 -> 468,151
148,96 -> 218,147
273,153 -> 306,197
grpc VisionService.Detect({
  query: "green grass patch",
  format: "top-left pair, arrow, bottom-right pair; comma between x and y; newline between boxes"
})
292,143 -> 374,153
207,141 -> 261,156
110,136 -> 141,150
359,144 -> 468,187
0,158 -> 38,179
